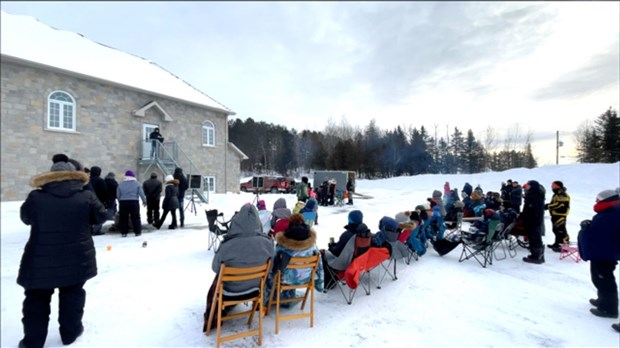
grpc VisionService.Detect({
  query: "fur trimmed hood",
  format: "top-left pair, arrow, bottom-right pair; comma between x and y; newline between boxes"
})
275,227 -> 317,251
31,170 -> 89,188
165,179 -> 180,185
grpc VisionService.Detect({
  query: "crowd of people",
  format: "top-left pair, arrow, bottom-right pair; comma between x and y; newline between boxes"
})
15,156 -> 620,346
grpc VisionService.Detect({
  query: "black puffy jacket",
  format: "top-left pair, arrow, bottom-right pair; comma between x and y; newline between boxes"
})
18,169 -> 107,289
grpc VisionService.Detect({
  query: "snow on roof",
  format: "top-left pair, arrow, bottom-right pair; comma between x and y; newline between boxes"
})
0,11 -> 234,115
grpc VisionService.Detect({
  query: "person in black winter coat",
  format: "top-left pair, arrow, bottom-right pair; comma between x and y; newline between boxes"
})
327,210 -> 365,257
142,173 -> 163,225
173,167 -> 189,228
18,159 -> 107,347
578,188 -> 620,320
510,181 -> 523,213
149,127 -> 164,159
346,179 -> 355,205
104,172 -> 118,220
89,166 -> 108,235
520,180 -> 546,264
155,175 -> 179,230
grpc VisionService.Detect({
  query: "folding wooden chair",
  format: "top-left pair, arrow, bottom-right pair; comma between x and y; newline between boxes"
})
205,259 -> 271,348
266,253 -> 320,334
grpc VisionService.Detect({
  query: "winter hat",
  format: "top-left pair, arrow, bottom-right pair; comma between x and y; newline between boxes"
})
301,198 -> 316,213
150,172 -> 158,178
50,161 -> 76,172
432,190 -> 442,200
90,166 -> 102,177
257,200 -> 267,211
52,153 -> 69,163
381,217 -> 399,232
415,204 -> 426,212
552,181 -> 563,189
68,158 -> 83,171
125,170 -> 135,177
284,213 -> 310,241
354,223 -> 371,237
596,189 -> 619,202
106,172 -> 116,179
409,211 -> 422,225
348,210 -> 363,225
165,174 -> 174,182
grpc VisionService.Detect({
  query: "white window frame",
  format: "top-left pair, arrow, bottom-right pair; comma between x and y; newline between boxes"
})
203,176 -> 216,192
202,120 -> 215,147
47,91 -> 76,131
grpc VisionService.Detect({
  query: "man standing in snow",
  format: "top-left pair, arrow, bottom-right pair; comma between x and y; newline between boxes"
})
545,180 -> 571,252
521,180 -> 546,264
18,157 -> 107,347
578,188 -> 620,323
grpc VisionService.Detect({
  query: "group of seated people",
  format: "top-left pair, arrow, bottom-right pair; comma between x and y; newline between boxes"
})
202,202 -> 325,332
203,183 -> 522,331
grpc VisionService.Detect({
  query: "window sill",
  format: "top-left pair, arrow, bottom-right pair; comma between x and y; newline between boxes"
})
44,128 -> 81,135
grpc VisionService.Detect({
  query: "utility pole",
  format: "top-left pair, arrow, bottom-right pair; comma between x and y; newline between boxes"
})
556,131 -> 559,165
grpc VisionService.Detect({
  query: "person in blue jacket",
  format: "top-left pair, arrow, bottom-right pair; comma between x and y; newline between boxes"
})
578,188 -> 620,321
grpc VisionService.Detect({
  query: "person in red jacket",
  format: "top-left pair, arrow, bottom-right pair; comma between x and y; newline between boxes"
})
578,188 -> 620,322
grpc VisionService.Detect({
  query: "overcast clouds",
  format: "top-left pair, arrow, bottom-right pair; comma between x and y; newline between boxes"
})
1,1 -> 618,165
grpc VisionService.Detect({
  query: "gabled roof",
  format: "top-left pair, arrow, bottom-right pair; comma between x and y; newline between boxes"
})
228,142 -> 249,160
0,11 -> 235,115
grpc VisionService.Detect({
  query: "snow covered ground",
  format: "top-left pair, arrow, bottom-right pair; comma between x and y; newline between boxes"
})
2,162 -> 619,347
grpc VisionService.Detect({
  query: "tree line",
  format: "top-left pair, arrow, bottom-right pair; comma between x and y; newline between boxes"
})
228,116 -> 544,179
575,108 -> 620,163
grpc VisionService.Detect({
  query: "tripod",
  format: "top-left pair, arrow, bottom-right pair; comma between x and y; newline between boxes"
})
252,189 -> 261,206
186,189 -> 199,215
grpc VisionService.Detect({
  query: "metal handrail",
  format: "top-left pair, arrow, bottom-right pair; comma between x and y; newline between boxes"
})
139,141 -> 209,204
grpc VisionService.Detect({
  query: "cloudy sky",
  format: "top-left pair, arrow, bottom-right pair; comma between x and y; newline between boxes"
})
2,1 -> 618,165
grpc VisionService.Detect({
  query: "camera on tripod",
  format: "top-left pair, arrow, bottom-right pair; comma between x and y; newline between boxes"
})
253,187 -> 261,205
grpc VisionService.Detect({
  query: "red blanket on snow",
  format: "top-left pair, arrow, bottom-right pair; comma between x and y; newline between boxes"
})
343,247 -> 390,289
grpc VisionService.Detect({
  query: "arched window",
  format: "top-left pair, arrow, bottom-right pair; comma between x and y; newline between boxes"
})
47,91 -> 76,131
202,120 -> 215,146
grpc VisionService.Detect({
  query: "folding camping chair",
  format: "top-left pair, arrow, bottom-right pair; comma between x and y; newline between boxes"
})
459,220 -> 501,268
492,222 -> 516,260
206,209 -> 232,252
205,259 -> 271,348
324,234 -> 390,304
443,212 -> 463,240
377,227 -> 409,288
559,242 -> 581,262
334,190 -> 345,207
266,254 -> 320,334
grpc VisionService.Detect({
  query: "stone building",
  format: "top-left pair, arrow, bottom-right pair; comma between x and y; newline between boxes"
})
0,11 -> 247,201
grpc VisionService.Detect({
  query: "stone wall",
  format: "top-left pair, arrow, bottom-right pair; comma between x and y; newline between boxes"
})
1,60 -> 242,201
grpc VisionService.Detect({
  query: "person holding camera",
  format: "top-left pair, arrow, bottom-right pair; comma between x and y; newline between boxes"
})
149,127 -> 164,159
